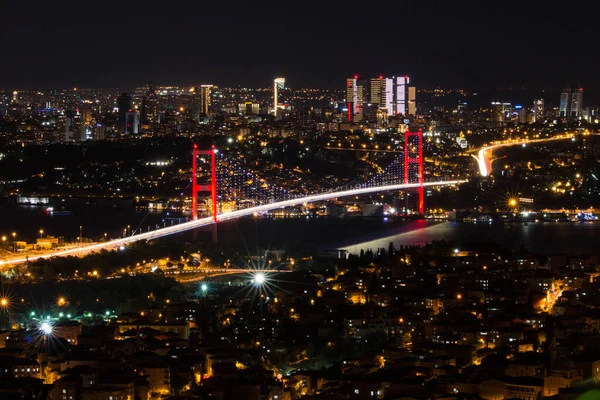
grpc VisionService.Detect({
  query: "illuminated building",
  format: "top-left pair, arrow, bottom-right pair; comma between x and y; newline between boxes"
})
199,84 -> 213,115
126,111 -> 140,134
394,76 -> 409,116
12,90 -> 18,104
346,76 -> 366,122
491,102 -> 511,124
238,101 -> 260,115
370,76 -> 394,122
533,99 -> 544,123
141,81 -> 158,124
273,77 -> 285,114
559,87 -> 583,117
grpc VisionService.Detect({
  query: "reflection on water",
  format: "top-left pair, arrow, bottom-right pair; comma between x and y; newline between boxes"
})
340,221 -> 600,256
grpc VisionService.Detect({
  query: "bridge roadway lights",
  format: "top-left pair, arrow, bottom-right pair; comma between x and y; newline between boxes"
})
0,180 -> 464,267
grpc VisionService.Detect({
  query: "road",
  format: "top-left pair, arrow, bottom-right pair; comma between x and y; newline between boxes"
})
471,133 -> 590,177
176,269 -> 288,283
0,180 -> 464,266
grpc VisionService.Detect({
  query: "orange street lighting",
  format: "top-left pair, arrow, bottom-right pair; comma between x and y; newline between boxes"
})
57,297 -> 67,306
0,298 -> 9,307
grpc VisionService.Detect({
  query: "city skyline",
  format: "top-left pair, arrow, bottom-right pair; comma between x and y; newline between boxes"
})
1,1 -> 600,90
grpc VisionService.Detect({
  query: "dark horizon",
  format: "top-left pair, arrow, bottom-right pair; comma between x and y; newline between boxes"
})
1,1 -> 599,91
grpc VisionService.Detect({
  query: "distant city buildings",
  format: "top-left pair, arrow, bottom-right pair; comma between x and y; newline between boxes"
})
346,75 -> 415,123
559,87 -> 583,118
273,77 -> 285,119
533,99 -> 545,123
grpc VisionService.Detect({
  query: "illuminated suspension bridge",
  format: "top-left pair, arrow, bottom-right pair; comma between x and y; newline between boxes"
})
1,131 -> 464,266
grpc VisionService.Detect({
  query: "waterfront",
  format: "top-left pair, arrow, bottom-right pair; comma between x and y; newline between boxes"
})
3,201 -> 600,258
339,220 -> 600,256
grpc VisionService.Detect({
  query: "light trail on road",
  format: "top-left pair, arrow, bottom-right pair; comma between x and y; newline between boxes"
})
472,133 -> 597,177
0,180 -> 463,266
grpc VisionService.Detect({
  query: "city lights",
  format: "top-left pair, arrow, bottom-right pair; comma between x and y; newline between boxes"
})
254,272 -> 266,285
40,322 -> 53,335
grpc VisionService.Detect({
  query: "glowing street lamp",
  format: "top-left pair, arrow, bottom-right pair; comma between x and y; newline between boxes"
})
0,298 -> 8,308
254,272 -> 266,285
40,322 -> 52,335
11,232 -> 16,253
201,283 -> 208,293
57,297 -> 67,307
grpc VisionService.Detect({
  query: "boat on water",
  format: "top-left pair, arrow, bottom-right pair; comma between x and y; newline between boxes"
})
45,207 -> 73,216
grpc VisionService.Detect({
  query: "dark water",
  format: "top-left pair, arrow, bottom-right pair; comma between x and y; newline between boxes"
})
340,220 -> 600,256
2,201 -> 600,256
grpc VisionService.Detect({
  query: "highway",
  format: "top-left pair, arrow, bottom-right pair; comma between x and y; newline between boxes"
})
0,180 -> 464,266
471,133 -> 591,177
176,269 -> 288,283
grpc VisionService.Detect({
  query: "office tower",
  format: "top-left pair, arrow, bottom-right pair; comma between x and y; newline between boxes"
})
394,76 -> 409,116
273,77 -> 285,112
199,85 -> 213,115
141,82 -> 157,124
570,88 -> 583,117
559,87 -> 583,118
408,86 -> 416,115
126,112 -> 140,134
559,89 -> 570,117
533,99 -> 544,123
346,76 -> 367,122
80,105 -> 92,125
370,77 -> 383,105
491,102 -> 511,124
369,77 -> 394,114
12,91 -> 18,104
117,93 -> 132,128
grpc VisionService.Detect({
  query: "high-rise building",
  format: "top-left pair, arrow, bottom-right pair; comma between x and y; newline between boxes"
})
533,99 -> 544,123
346,76 -> 367,122
200,85 -> 213,115
394,76 -> 408,116
348,75 -> 415,122
12,91 -> 18,104
117,93 -> 133,129
559,87 -> 583,118
273,77 -> 285,112
141,82 -> 158,124
125,112 -> 140,135
570,88 -> 583,117
408,86 -> 416,116
369,77 -> 394,115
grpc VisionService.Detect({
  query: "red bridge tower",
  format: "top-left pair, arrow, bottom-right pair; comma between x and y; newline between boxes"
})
403,130 -> 424,214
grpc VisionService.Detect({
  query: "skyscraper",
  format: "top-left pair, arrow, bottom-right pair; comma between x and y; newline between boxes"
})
394,76 -> 409,116
273,77 -> 285,113
559,87 -> 583,118
533,99 -> 544,123
199,85 -> 213,116
117,93 -> 133,129
141,82 -> 157,124
570,88 -> 583,117
346,76 -> 366,122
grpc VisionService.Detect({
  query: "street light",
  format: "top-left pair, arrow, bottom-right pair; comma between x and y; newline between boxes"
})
39,229 -> 44,238
254,272 -> 266,285
0,298 -> 8,308
79,226 -> 83,246
11,232 -> 16,253
57,297 -> 66,307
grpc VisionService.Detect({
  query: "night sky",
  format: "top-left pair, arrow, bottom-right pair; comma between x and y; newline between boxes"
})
1,0 -> 599,91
